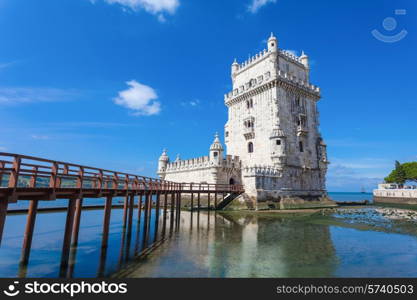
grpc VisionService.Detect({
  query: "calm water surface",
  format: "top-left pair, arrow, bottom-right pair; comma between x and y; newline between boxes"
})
122,210 -> 417,278
1,193 -> 416,278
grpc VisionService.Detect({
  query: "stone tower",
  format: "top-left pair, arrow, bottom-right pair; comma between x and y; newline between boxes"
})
224,33 -> 330,206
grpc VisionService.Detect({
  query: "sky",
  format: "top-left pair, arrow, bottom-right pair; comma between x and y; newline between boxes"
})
0,0 -> 416,192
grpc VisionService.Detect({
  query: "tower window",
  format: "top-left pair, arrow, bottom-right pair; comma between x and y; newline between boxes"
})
248,142 -> 254,153
276,140 -> 281,145
213,152 -> 218,157
225,131 -> 229,137
299,141 -> 304,152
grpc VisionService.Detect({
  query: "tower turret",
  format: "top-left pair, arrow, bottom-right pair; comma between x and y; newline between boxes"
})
300,51 -> 309,68
209,133 -> 224,166
267,32 -> 278,52
270,125 -> 287,167
157,149 -> 169,178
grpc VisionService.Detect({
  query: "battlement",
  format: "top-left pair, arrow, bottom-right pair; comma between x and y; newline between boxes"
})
224,68 -> 320,103
232,47 -> 306,75
224,155 -> 241,168
162,155 -> 241,173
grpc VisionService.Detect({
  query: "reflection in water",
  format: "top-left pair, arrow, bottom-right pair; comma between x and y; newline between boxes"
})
123,211 -> 417,278
124,211 -> 337,277
1,206 -> 417,278
0,204 -> 171,278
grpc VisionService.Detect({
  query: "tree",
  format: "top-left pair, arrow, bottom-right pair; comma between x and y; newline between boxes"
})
385,161 -> 417,185
385,161 -> 406,186
402,162 -> 417,182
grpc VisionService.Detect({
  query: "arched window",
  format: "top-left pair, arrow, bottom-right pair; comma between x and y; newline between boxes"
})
248,142 -> 254,153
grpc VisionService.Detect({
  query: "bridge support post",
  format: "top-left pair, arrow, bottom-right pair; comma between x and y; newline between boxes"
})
142,192 -> 150,249
122,195 -> 129,229
137,194 -> 143,225
124,194 -> 134,261
170,192 -> 175,231
208,192 -> 211,210
18,199 -> 39,277
215,192 -> 218,209
97,195 -> 112,277
67,198 -> 83,278
127,194 -> 134,234
162,191 -> 168,237
154,192 -> 160,243
59,198 -> 77,277
0,199 -> 8,246
134,193 -> 143,255
71,198 -> 83,248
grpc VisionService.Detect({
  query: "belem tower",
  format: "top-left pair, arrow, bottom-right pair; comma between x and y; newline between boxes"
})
157,33 -> 334,209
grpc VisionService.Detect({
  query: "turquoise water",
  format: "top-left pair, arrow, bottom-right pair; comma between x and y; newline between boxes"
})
328,192 -> 373,202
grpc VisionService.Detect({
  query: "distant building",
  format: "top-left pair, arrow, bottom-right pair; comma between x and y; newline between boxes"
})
158,33 -> 332,209
374,183 -> 417,204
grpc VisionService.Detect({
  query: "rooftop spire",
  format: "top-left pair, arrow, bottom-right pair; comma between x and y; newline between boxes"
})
210,132 -> 224,151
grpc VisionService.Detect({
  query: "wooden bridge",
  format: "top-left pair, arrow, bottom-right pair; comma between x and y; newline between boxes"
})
0,152 -> 244,277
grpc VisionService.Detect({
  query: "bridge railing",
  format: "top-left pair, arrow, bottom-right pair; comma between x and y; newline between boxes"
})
0,153 -> 244,199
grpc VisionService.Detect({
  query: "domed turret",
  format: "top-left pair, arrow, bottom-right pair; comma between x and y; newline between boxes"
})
157,149 -> 169,178
268,32 -> 278,52
300,50 -> 309,68
231,58 -> 239,74
270,124 -> 287,166
209,133 -> 224,165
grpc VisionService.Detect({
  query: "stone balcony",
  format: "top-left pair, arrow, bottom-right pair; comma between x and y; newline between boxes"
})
243,127 -> 255,140
297,125 -> 308,136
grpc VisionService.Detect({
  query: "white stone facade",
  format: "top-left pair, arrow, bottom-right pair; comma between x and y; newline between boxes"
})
374,184 -> 417,199
157,33 -> 329,204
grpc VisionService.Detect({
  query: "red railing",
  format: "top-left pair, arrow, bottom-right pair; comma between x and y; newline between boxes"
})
0,152 -> 244,201
0,152 -> 245,278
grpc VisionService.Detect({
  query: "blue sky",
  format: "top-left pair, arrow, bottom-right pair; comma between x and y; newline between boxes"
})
0,0 -> 416,192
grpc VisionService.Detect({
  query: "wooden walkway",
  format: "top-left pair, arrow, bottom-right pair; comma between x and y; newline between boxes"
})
0,152 -> 244,277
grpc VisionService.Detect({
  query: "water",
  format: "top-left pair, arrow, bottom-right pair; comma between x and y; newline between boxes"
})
1,192 -> 417,278
0,202 -> 162,277
122,211 -> 417,278
328,192 -> 373,203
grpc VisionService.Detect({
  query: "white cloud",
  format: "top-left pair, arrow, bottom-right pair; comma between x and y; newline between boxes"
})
94,0 -> 180,21
113,80 -> 161,116
248,0 -> 276,14
181,99 -> 200,107
0,87 -> 77,105
31,135 -> 50,140
326,157 -> 394,192
0,146 -> 6,151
